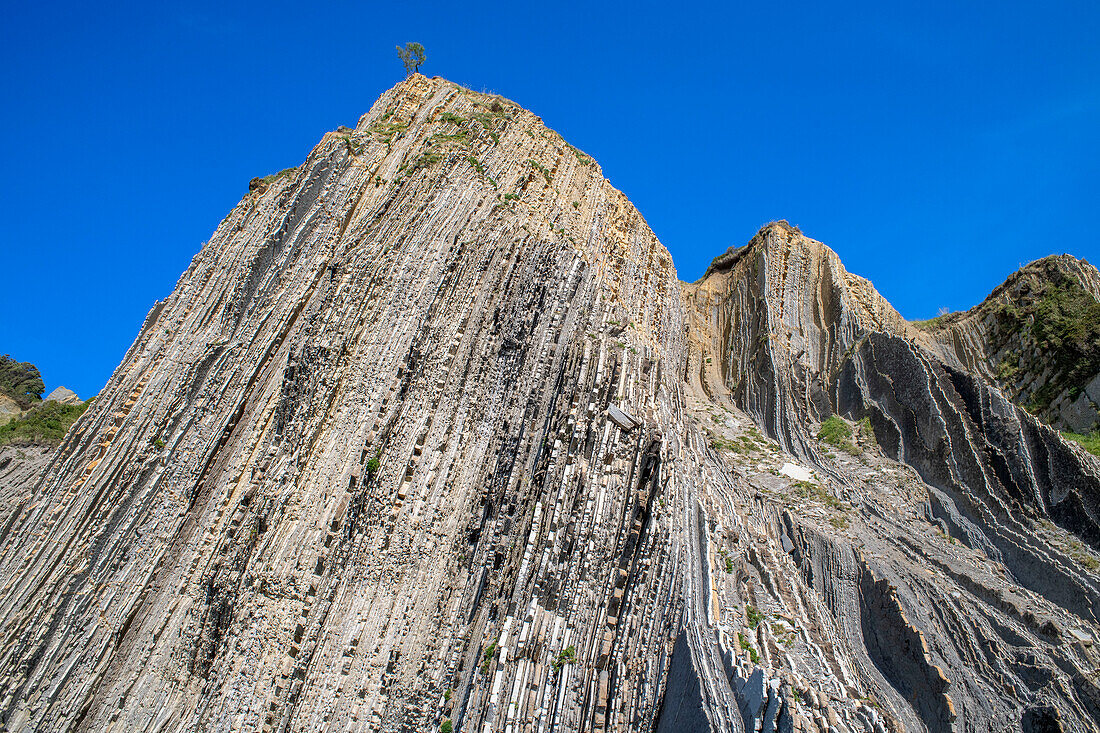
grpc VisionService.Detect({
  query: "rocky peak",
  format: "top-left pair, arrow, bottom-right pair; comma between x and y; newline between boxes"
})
920,253 -> 1100,432
683,221 -> 914,455
0,77 -> 1097,733
44,386 -> 81,405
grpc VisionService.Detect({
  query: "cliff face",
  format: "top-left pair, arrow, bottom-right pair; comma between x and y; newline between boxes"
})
920,254 -> 1100,433
0,74 -> 687,733
682,224 -> 1100,731
0,77 -> 1098,733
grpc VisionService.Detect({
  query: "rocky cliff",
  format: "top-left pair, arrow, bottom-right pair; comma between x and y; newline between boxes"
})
0,76 -> 1097,733
919,255 -> 1100,433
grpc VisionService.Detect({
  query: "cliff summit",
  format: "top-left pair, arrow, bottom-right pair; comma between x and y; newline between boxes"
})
0,76 -> 1097,733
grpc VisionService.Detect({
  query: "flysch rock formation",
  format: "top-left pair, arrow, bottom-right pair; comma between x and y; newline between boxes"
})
919,255 -> 1100,434
0,75 -> 1097,733
682,225 -> 1100,732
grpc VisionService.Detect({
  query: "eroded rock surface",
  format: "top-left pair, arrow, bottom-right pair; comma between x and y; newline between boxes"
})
921,255 -> 1100,433
0,77 -> 1097,733
43,386 -> 81,406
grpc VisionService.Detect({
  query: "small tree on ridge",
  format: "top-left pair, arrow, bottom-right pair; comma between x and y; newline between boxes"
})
397,42 -> 426,76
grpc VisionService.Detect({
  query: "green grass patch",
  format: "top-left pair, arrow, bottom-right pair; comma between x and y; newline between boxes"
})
260,167 -> 298,185
745,604 -> 764,629
552,645 -> 576,669
912,315 -> 949,330
481,639 -> 498,673
1063,431 -> 1100,457
338,134 -> 363,155
716,547 -> 734,573
0,399 -> 90,447
857,417 -> 877,447
565,143 -> 593,166
792,480 -> 845,511
400,150 -> 442,175
818,416 -> 859,454
527,159 -> 552,184
737,632 -> 760,664
710,437 -> 743,453
1067,539 -> 1100,571
367,120 -> 408,145
466,155 -> 486,175
470,112 -> 501,143
365,452 -> 381,478
430,131 -> 469,145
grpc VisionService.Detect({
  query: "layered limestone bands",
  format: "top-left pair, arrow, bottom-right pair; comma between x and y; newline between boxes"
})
683,223 -> 915,458
681,222 -> 1100,732
1,79 -> 1099,733
924,254 -> 1100,433
0,76 -> 685,732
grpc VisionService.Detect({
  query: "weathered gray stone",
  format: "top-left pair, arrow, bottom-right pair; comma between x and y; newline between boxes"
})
607,404 -> 641,431
0,79 -> 1097,733
43,386 -> 80,405
741,668 -> 767,730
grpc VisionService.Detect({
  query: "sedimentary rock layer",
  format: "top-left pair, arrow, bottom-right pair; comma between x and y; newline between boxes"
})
681,223 -> 1100,731
922,255 -> 1100,433
0,77 -> 1098,733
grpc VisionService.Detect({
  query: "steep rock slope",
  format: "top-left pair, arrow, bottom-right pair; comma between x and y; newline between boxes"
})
682,223 -> 1100,731
0,75 -> 686,732
920,255 -> 1100,433
0,79 -> 1098,733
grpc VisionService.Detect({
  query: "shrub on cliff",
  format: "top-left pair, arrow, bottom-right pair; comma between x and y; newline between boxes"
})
396,42 -> 426,75
0,398 -> 89,446
817,416 -> 858,454
0,355 -> 44,409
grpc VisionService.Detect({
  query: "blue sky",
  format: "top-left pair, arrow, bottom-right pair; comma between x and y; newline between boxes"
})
2,1 -> 1098,398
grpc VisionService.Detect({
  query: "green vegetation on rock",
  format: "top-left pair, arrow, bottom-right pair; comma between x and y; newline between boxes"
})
552,645 -> 576,669
912,315 -> 950,330
1063,431 -> 1100,457
481,639 -> 498,673
737,631 -> 760,664
0,355 -> 44,409
792,480 -> 845,511
857,417 -> 877,447
0,398 -> 90,446
261,167 -> 298,185
746,604 -> 764,629
992,269 -> 1100,412
366,452 -> 381,477
817,416 -> 858,454
396,42 -> 426,75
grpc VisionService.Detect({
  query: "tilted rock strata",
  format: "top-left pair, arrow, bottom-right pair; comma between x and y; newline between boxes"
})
0,79 -> 1098,733
923,254 -> 1100,433
0,446 -> 52,531
0,74 -> 686,733
682,223 -> 1100,730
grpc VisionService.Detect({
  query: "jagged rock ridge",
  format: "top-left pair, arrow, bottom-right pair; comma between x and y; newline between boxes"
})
920,254 -> 1100,433
0,77 -> 1097,733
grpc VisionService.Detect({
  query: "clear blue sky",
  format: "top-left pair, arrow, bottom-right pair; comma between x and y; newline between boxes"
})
2,1 -> 1098,398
